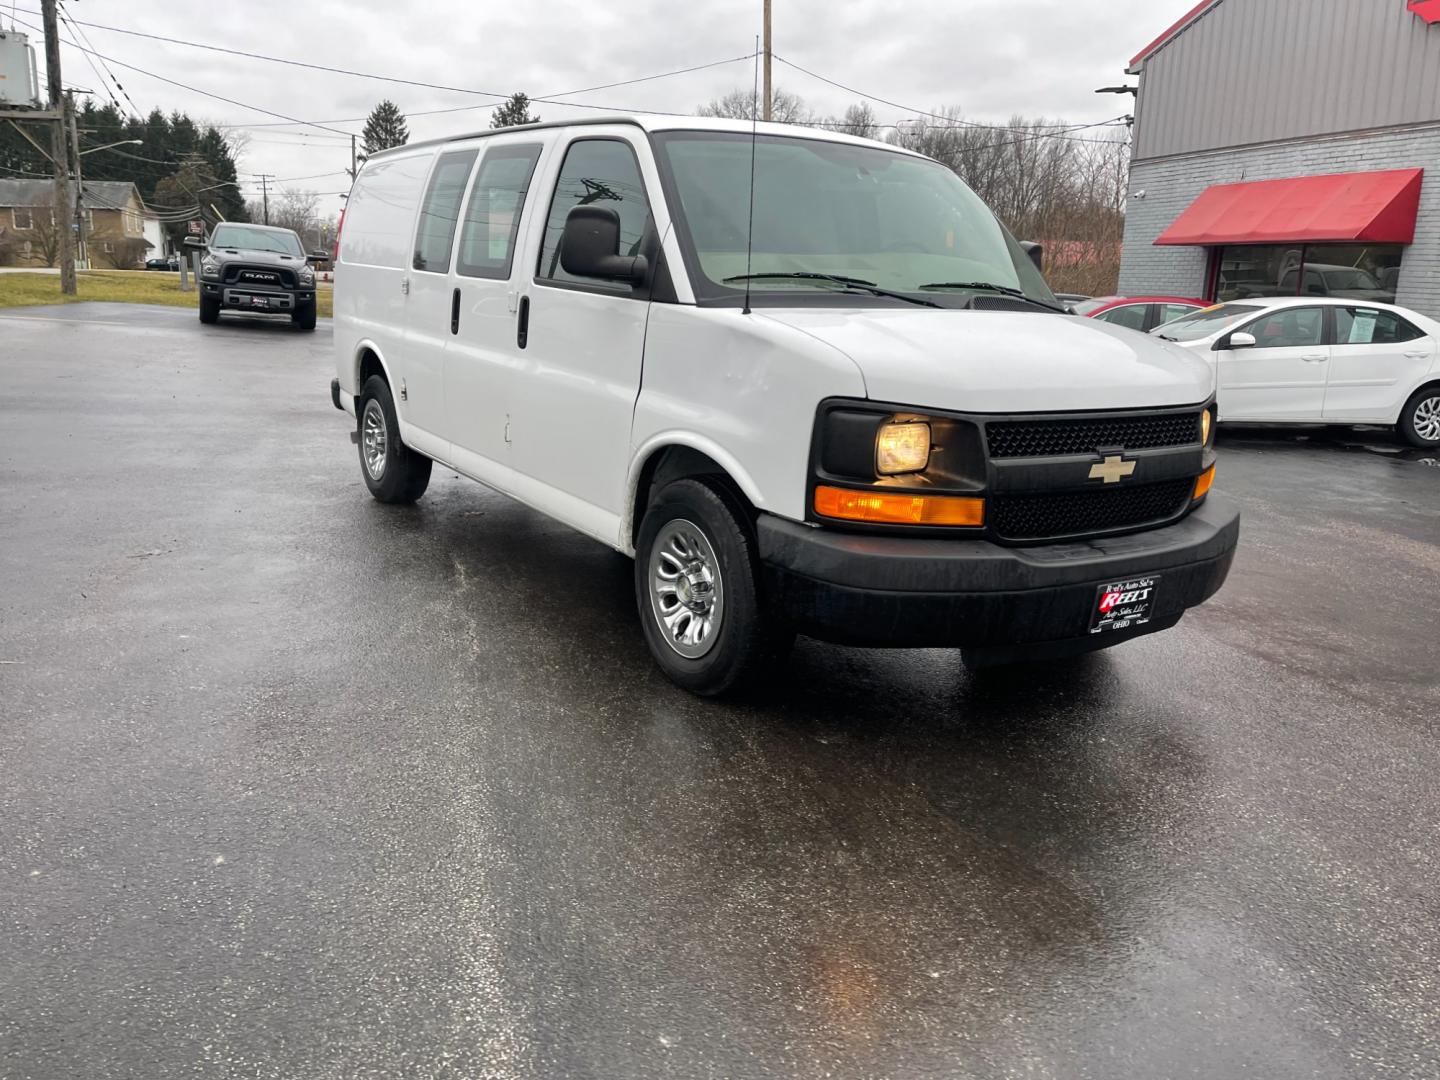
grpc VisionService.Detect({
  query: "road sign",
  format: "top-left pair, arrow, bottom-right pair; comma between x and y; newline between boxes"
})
187,219 -> 204,236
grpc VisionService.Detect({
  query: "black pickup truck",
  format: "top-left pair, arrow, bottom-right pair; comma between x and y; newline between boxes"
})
186,223 -> 325,331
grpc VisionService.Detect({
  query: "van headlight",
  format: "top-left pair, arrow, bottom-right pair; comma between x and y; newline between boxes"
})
876,421 -> 931,475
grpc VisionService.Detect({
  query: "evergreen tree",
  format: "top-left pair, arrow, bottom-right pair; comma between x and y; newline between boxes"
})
361,100 -> 409,158
491,92 -> 540,128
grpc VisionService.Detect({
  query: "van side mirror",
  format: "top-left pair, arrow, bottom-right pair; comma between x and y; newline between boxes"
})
1020,240 -> 1044,272
1226,331 -> 1256,349
560,206 -> 647,284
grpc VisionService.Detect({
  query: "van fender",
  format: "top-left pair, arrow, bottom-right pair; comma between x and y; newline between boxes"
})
350,337 -> 392,393
623,432 -> 768,552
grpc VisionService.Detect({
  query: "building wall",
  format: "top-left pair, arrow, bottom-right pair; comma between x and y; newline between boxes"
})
1133,0 -> 1440,161
1119,122 -> 1440,321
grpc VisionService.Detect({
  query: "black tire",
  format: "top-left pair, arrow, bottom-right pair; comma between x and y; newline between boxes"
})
357,374 -> 431,504
634,476 -> 792,696
292,300 -> 317,331
1398,385 -> 1440,448
198,295 -> 220,324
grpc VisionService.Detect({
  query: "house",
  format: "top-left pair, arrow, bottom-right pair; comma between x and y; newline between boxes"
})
1117,0 -> 1440,320
0,179 -> 151,269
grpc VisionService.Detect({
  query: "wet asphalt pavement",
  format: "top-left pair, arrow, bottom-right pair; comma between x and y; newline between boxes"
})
2,302 -> 1438,1079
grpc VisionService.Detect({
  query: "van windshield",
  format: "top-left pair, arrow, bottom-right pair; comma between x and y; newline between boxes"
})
653,131 -> 1056,308
210,225 -> 304,257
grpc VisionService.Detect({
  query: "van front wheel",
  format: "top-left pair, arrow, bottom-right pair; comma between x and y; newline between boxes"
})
634,477 -> 791,696
357,374 -> 431,503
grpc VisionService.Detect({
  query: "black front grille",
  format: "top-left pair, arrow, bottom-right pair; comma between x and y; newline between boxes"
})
990,478 -> 1193,540
226,265 -> 295,288
986,412 -> 1201,458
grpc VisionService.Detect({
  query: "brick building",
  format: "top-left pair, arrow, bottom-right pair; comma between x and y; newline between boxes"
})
0,179 -> 150,269
1118,0 -> 1440,321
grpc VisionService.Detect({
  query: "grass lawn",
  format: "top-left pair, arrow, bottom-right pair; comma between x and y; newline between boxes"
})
0,271 -> 334,318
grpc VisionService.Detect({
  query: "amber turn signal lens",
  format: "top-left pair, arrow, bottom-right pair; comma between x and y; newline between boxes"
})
1192,464 -> 1215,500
1201,408 -> 1213,445
814,485 -> 985,527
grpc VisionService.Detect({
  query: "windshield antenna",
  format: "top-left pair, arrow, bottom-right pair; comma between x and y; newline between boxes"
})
742,33 -> 759,316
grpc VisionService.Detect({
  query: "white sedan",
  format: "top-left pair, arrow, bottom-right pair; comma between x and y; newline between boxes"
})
1152,297 -> 1440,447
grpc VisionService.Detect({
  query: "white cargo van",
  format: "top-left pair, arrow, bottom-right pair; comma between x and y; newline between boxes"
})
330,116 -> 1239,695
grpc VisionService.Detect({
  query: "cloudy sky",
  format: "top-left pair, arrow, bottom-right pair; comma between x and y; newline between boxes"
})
11,0 -> 1184,211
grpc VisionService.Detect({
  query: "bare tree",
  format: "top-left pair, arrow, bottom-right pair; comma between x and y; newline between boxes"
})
268,189 -> 320,239
828,102 -> 879,140
97,237 -> 150,269
698,87 -> 811,124
888,112 -> 1130,295
23,208 -> 62,267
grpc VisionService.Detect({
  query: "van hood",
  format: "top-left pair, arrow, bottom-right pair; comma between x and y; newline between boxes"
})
759,307 -> 1214,413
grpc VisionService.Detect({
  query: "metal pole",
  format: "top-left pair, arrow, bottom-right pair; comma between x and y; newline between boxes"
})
40,0 -> 76,294
762,0 -> 772,122
260,174 -> 269,225
349,134 -> 357,179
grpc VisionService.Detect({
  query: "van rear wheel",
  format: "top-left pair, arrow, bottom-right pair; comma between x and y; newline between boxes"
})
634,477 -> 791,696
357,375 -> 431,503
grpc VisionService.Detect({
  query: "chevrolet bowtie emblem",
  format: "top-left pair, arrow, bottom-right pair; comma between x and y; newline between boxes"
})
1088,455 -> 1137,484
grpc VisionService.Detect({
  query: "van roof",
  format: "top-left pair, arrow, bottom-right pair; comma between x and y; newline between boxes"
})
365,114 -> 926,163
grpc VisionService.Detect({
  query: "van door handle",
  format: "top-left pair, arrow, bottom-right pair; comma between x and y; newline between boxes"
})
517,295 -> 530,349
450,287 -> 460,335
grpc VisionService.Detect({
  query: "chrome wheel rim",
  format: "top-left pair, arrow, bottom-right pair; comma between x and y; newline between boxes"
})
362,399 -> 388,481
648,519 -> 724,659
1414,395 -> 1440,442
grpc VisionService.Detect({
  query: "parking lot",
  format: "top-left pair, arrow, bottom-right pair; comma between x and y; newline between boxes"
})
2,303 -> 1438,1078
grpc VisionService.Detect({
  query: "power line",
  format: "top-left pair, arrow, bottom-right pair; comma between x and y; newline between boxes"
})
772,53 -> 1129,143
8,13 -> 356,137
10,6 -> 751,123
58,0 -> 137,115
57,5 -> 121,113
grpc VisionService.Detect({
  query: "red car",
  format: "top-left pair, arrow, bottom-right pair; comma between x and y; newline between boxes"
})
1070,295 -> 1209,332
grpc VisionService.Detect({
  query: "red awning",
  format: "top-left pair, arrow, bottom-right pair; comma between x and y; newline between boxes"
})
1154,169 -> 1424,247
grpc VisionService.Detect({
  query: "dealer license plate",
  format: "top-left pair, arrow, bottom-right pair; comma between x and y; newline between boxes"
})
1089,576 -> 1159,634
249,295 -> 271,308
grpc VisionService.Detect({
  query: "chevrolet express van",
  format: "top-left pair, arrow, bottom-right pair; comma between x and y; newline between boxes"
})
329,116 -> 1239,695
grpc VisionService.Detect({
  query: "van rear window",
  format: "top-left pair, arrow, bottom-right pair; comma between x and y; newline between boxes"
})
340,153 -> 434,268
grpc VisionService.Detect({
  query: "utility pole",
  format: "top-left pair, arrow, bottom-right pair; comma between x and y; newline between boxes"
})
255,173 -> 274,225
762,0 -> 772,122
40,0 -> 76,294
348,134 -> 357,180
65,91 -> 84,269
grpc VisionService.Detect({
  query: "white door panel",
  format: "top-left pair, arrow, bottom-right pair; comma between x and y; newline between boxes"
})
508,130 -> 664,543
1216,306 -> 1328,420
1324,307 -> 1438,421
401,147 -> 480,438
443,137 -> 551,466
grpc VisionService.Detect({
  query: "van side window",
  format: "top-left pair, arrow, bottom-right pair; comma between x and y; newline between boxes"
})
456,144 -> 541,279
413,149 -> 478,273
536,138 -> 650,293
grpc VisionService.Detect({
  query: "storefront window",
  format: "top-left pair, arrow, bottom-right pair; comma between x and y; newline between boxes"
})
1213,244 -> 1401,304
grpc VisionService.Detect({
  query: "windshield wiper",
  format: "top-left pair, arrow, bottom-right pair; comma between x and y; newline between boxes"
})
722,272 -> 942,308
1156,333 -> 1179,342
917,280 -> 1069,313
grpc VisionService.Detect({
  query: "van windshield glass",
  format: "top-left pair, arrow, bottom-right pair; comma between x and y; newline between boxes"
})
654,131 -> 1055,307
210,225 -> 304,257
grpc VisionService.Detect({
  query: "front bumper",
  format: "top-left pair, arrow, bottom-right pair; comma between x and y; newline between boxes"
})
759,496 -> 1239,658
202,281 -> 314,312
